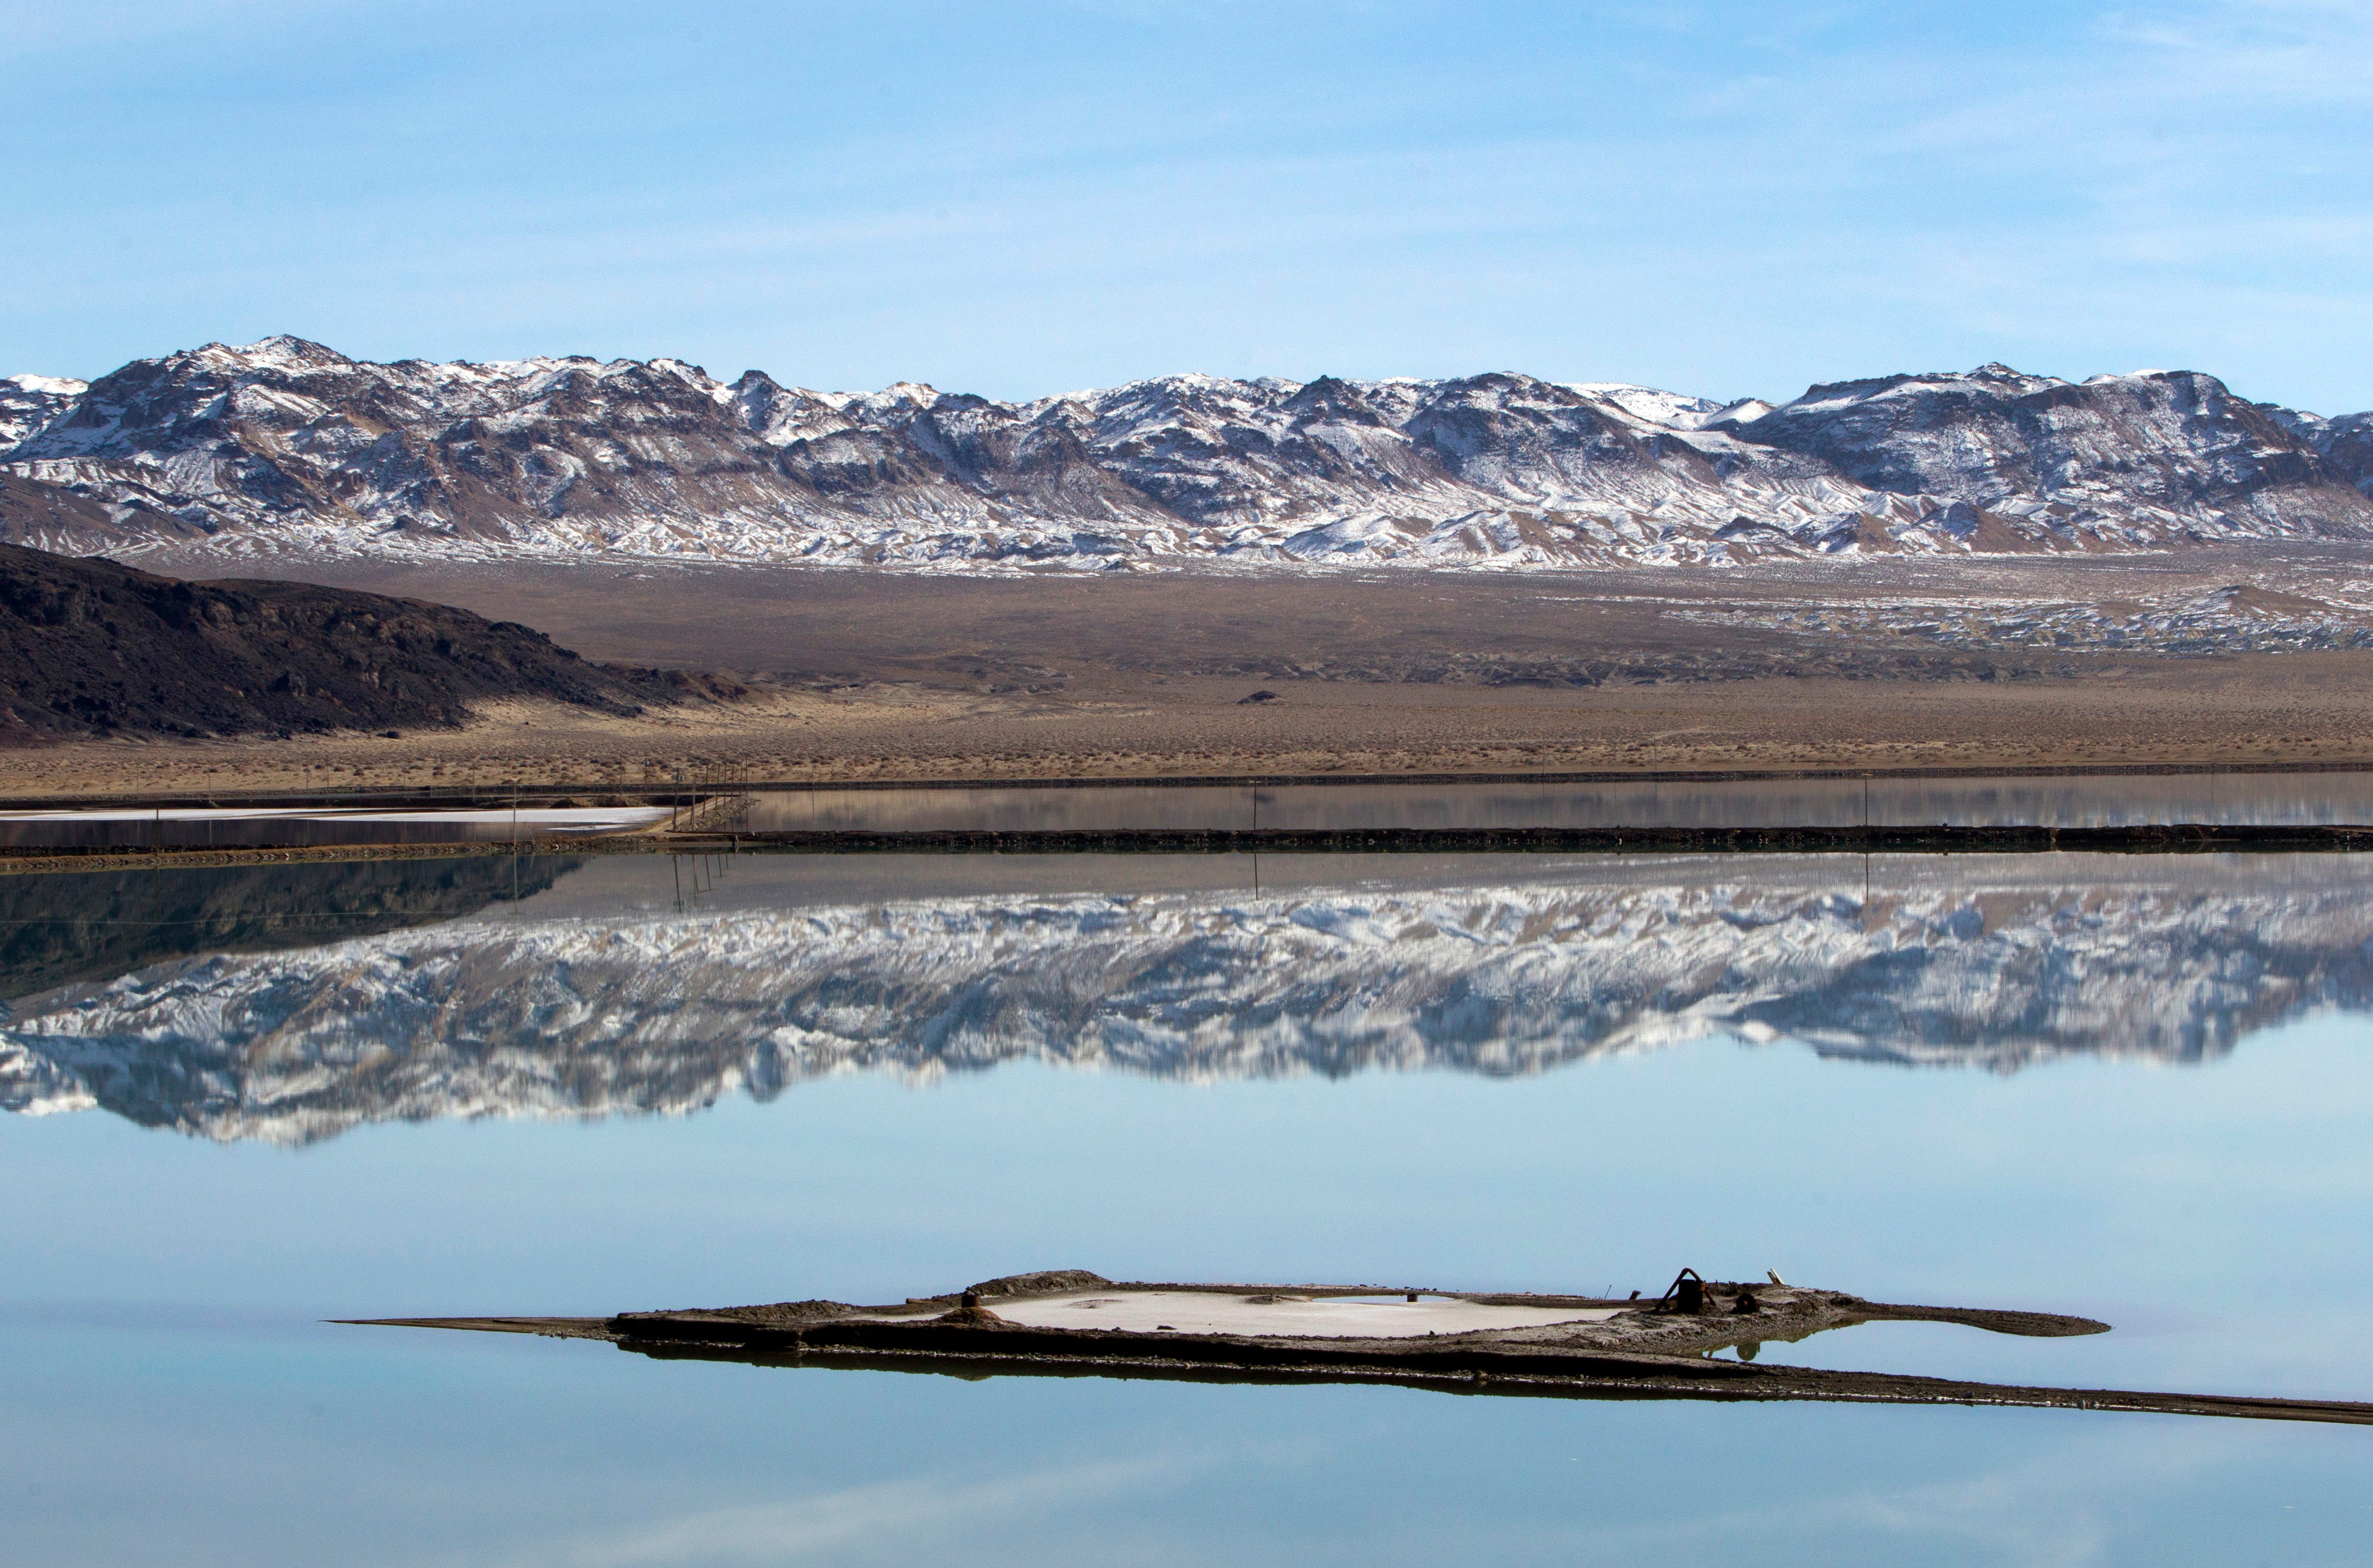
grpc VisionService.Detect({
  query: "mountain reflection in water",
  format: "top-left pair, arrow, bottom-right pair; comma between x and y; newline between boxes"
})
4,852 -> 2370,1144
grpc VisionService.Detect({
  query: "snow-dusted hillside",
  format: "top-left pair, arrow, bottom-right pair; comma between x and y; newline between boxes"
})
5,857 -> 2366,1142
5,337 -> 2369,570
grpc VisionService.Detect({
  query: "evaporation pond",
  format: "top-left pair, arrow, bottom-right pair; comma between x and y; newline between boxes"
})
6,846 -> 2373,1566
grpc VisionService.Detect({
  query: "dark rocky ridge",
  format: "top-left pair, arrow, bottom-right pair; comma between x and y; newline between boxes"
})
0,542 -> 741,740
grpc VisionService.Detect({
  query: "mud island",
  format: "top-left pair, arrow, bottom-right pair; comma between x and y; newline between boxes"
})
350,1269 -> 2373,1426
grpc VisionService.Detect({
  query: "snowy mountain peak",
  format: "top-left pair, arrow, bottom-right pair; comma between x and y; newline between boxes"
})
213,335 -> 354,370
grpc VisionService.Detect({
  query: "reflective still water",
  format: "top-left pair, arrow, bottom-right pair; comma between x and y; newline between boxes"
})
7,848 -> 2373,1564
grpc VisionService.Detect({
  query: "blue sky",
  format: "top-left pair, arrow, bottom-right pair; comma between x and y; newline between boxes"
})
8,1 -> 2373,411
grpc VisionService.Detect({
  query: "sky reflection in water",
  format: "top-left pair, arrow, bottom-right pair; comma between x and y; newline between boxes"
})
5,849 -> 2372,1565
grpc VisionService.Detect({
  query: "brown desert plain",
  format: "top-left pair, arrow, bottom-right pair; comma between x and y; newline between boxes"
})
9,545 -> 2373,798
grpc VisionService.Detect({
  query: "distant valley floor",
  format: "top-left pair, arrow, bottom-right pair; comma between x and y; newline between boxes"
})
9,548 -> 2373,797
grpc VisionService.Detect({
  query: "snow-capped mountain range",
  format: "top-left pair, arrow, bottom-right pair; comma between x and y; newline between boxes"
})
5,856 -> 2365,1142
4,338 -> 2371,570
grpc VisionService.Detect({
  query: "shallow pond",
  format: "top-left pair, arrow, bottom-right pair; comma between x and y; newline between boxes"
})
5,848 -> 2371,1564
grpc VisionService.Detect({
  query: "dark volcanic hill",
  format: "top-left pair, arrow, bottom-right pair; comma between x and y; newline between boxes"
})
0,542 -> 739,741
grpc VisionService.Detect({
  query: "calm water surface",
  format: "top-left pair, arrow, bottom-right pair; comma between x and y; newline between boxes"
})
5,849 -> 2371,1565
